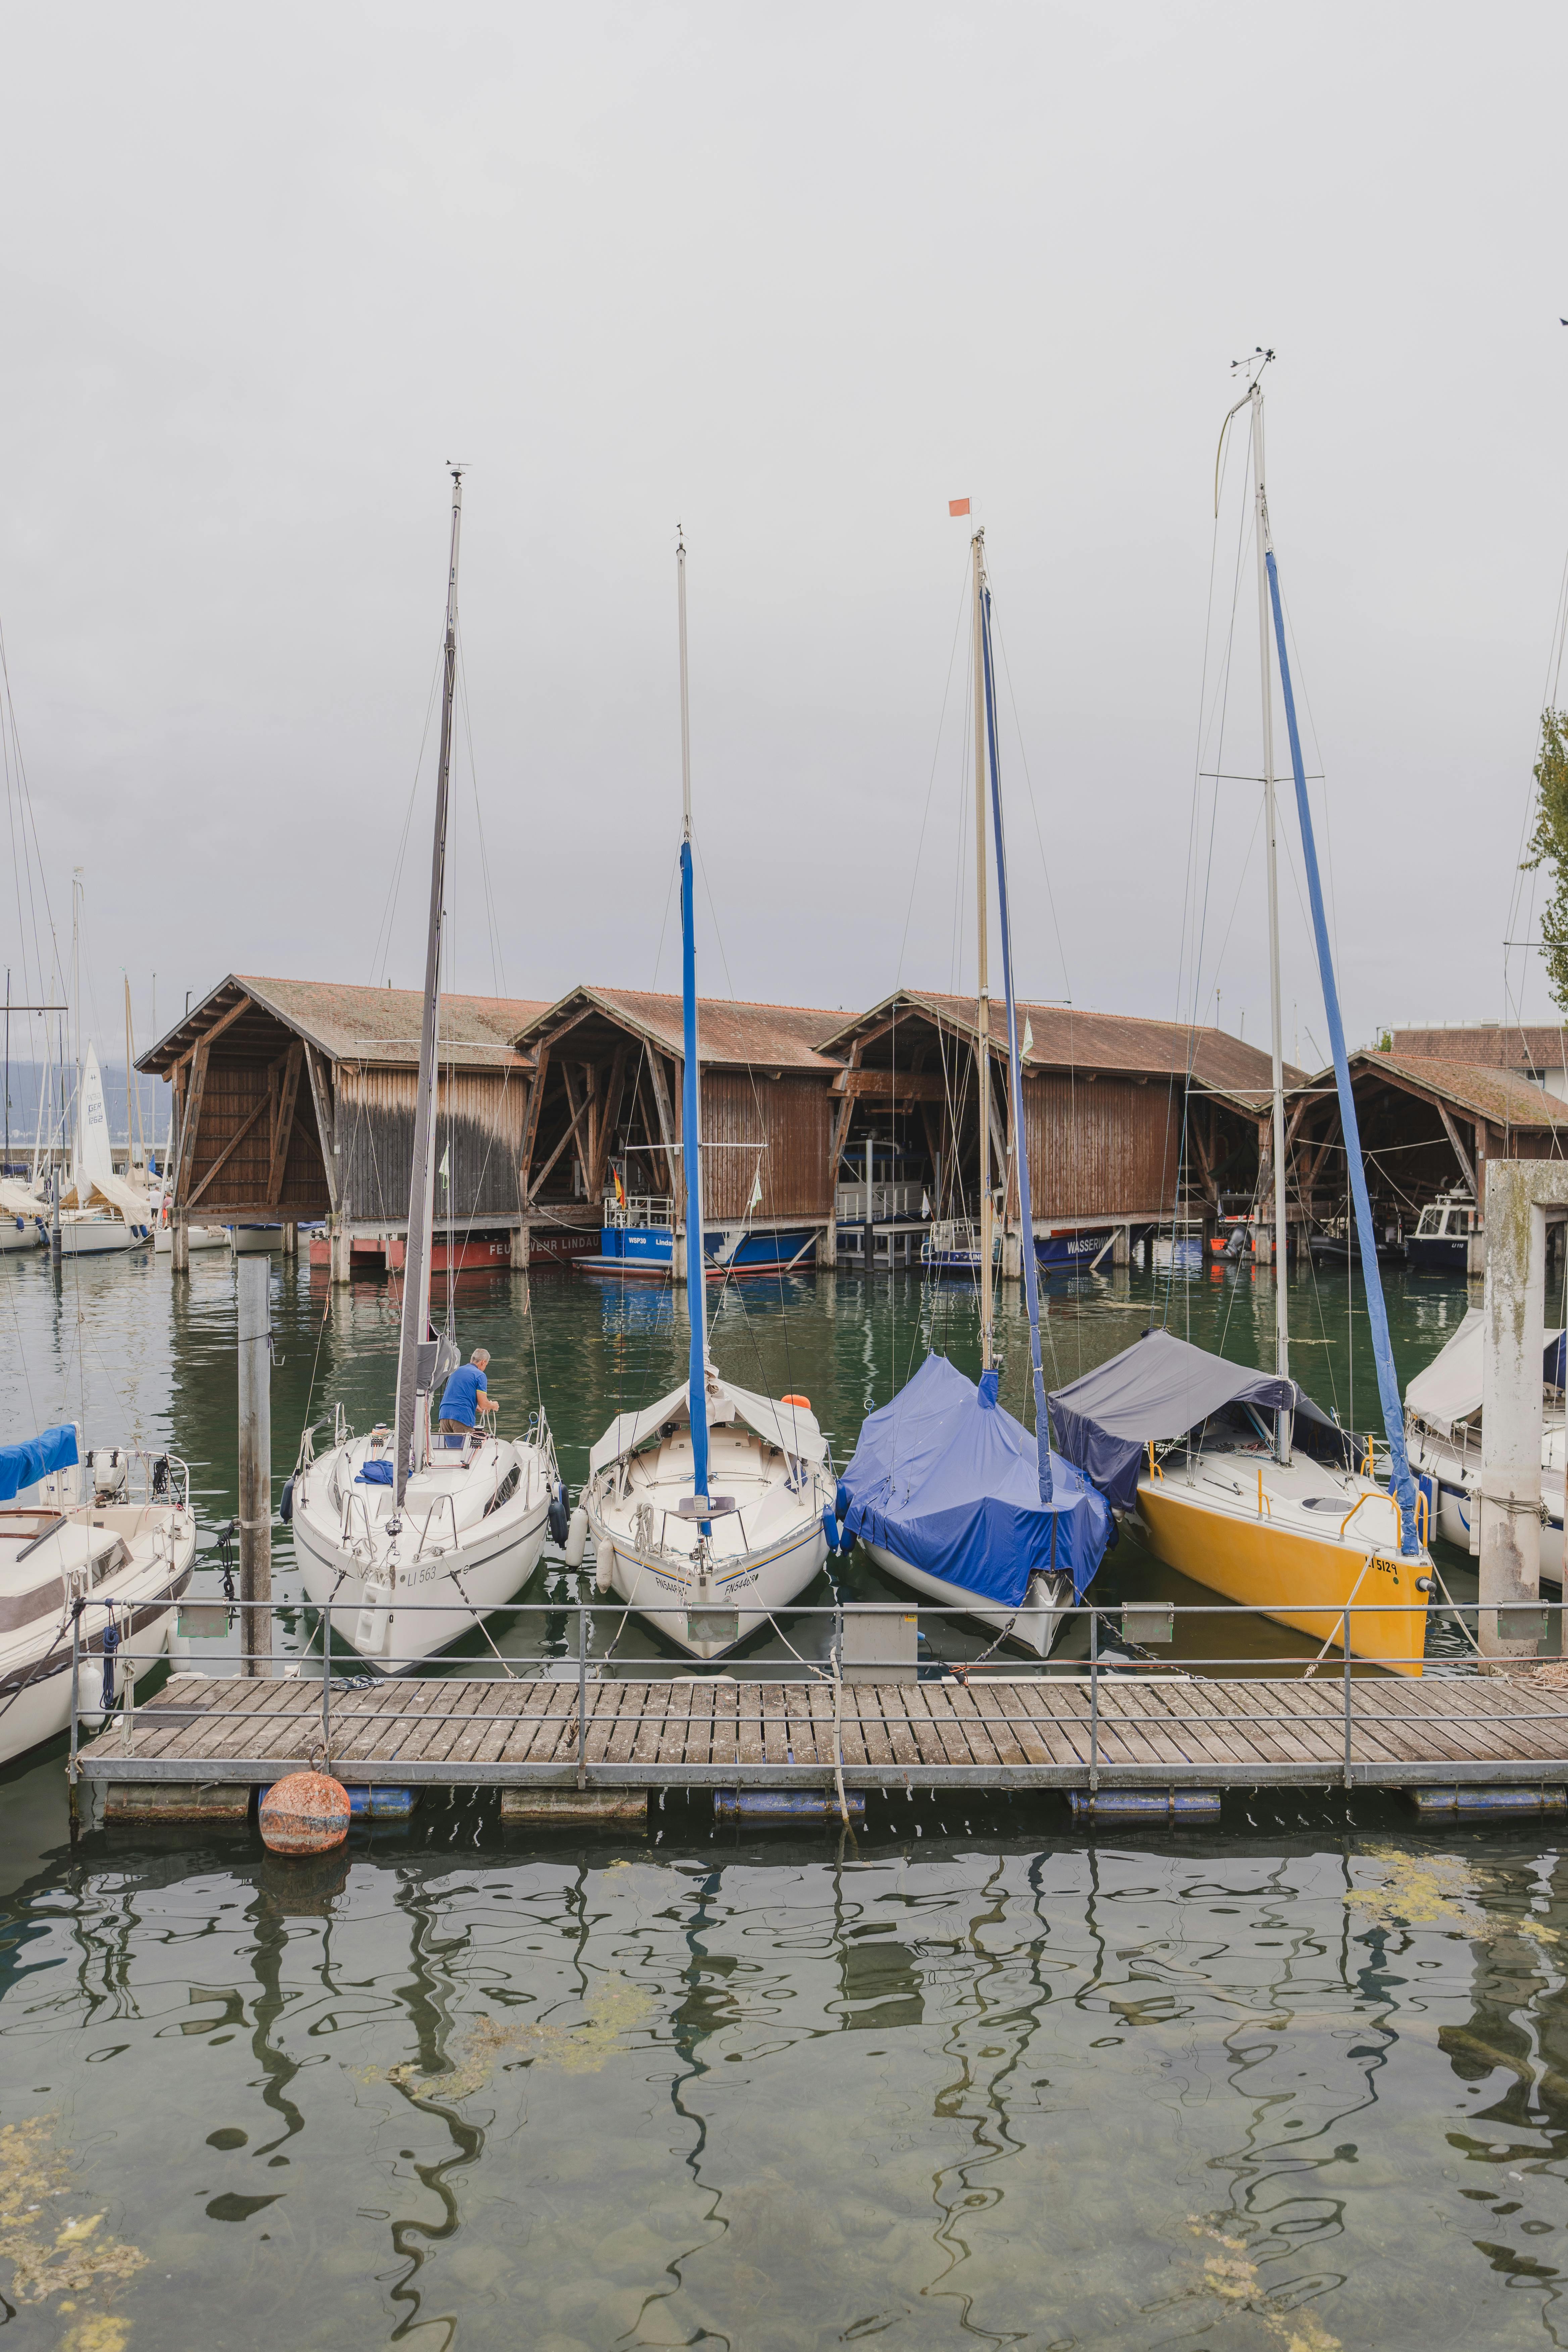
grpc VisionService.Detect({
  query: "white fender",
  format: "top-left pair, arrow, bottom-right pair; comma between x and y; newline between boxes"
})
595,1539 -> 616,1595
564,1506 -> 588,1570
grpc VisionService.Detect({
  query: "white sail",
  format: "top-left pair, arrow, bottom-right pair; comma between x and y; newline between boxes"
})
75,1042 -> 115,1194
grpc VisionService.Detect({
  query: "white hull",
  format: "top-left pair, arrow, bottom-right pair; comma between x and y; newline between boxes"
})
864,1544 -> 1072,1657
0,1221 -> 43,1253
0,1486 -> 196,1767
154,1224 -> 229,1254
291,1426 -> 558,1673
58,1217 -> 148,1257
230,1227 -> 281,1254
590,1508 -> 831,1660
1406,1425 -> 1564,1588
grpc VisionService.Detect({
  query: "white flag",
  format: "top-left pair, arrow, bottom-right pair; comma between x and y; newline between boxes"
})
1021,1016 -> 1034,1058
921,1190 -> 931,1217
746,1167 -> 763,1213
438,1143 -> 449,1182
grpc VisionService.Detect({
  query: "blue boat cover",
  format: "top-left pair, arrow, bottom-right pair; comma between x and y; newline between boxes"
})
0,1424 -> 79,1504
1048,1329 -> 1357,1511
835,1355 -> 1114,1606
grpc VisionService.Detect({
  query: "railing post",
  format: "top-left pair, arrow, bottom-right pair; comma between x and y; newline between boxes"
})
1088,1606 -> 1099,1791
577,1600 -> 588,1790
68,1600 -> 82,1838
322,1598 -> 332,1766
1342,1605 -> 1353,1789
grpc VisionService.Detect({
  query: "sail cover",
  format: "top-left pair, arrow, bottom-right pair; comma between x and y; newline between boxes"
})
588,1372 -> 828,1475
0,1424 -> 78,1503
1405,1308 -> 1564,1438
835,1355 -> 1114,1606
1050,1330 -> 1308,1510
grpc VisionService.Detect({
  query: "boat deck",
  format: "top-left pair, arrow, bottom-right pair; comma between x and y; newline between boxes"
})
77,1668 -> 1568,1792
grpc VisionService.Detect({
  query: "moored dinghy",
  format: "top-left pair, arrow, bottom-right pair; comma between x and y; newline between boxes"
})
579,531 -> 834,1660
290,470 -> 563,1672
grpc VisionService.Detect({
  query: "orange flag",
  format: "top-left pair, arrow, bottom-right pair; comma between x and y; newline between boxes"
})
948,497 -> 970,517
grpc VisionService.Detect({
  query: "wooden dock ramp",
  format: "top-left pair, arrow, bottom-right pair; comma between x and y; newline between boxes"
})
77,1670 -> 1568,1797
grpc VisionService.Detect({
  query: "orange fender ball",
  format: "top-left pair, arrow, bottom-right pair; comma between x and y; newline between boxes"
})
259,1770 -> 351,1856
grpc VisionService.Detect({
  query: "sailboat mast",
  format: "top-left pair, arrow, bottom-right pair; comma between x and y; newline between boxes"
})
392,466 -> 464,1509
676,531 -> 712,1525
1252,384 -> 1291,1449
972,528 -> 994,1372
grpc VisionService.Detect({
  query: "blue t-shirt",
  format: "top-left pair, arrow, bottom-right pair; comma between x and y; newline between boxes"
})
438,1363 -> 488,1426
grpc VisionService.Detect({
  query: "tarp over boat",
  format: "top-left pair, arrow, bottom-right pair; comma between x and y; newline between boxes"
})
834,1354 -> 1114,1606
588,1370 -> 828,1474
1404,1307 -> 1565,1438
1049,1329 -> 1354,1511
0,1424 -> 78,1503
0,1180 -> 46,1221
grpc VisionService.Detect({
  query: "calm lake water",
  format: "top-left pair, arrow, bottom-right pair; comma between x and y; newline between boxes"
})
3,1251 -> 1563,2348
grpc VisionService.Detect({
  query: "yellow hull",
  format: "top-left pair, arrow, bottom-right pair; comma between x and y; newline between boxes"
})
1137,1480 -> 1428,1676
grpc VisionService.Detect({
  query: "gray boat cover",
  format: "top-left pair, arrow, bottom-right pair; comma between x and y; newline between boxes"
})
1049,1329 -> 1329,1510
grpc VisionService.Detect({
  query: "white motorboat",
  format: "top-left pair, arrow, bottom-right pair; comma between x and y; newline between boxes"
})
574,533 -> 832,1660
1405,1306 -> 1566,1587
0,1427 -> 196,1766
289,469 -> 565,1673
579,1373 -> 836,1660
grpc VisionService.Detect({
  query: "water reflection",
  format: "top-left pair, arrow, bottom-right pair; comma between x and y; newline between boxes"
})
0,1777 -> 1560,2347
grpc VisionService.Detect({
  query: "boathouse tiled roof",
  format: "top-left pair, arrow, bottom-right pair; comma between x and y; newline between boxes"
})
816,991 -> 1305,1091
139,974 -> 547,1074
514,985 -> 845,1071
1340,1050 -> 1568,1132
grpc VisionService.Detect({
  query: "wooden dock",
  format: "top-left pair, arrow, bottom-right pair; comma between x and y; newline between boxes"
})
76,1669 -> 1568,1795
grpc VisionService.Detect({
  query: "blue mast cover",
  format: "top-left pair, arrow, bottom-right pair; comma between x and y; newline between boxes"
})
980,579 -> 1052,1504
0,1424 -> 79,1503
836,1355 -> 1113,1605
679,835 -> 710,1516
1265,550 -> 1420,1555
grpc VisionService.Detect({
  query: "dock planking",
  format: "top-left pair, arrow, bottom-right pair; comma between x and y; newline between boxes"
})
77,1670 -> 1568,1794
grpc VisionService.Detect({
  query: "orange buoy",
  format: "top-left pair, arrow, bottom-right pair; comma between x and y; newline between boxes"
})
780,1394 -> 811,1410
259,1771 -> 351,1856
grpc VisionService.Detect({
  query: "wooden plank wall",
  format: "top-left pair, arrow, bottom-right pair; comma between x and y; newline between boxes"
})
336,1066 -> 528,1224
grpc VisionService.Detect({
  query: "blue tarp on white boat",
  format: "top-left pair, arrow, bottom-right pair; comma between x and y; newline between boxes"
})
0,1424 -> 78,1503
835,1355 -> 1114,1606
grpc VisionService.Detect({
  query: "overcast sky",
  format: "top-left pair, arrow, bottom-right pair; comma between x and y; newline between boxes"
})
2,2 -> 1564,1073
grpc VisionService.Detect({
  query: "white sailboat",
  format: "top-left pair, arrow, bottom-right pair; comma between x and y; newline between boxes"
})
577,532 -> 836,1661
59,1041 -> 151,1254
290,470 -> 563,1672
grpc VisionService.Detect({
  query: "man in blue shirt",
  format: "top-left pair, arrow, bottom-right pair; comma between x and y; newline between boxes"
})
438,1348 -> 497,1437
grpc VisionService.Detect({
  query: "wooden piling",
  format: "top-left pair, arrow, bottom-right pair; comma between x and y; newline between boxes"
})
237,1254 -> 274,1677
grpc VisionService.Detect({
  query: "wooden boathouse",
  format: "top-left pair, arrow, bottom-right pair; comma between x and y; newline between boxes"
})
817,991 -> 1288,1271
511,985 -> 843,1270
139,975 -> 547,1274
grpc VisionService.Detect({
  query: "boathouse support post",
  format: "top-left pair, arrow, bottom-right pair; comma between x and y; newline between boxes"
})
510,1221 -> 529,1271
237,1254 -> 274,1679
170,1215 -> 189,1273
1479,1160 -> 1568,1662
329,1221 -> 352,1286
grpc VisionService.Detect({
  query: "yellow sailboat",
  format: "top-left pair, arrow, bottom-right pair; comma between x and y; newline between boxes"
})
1052,361 -> 1432,1675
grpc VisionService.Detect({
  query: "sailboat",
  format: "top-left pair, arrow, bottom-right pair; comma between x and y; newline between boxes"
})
576,532 -> 837,1662
291,470 -> 564,1672
1049,364 -> 1433,1674
59,1041 -> 152,1253
835,523 -> 1113,1657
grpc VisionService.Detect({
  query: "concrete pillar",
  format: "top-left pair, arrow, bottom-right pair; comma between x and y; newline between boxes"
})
171,1216 -> 189,1273
673,1227 -> 687,1280
1479,1164 -> 1568,1662
237,1255 -> 274,1679
329,1221 -> 353,1286
1001,1226 -> 1022,1279
281,1223 -> 297,1258
816,1217 -> 836,1267
510,1222 -> 530,1271
1113,1223 -> 1130,1269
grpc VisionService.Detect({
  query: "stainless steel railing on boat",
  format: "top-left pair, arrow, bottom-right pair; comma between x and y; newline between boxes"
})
63,1591 -> 1568,1809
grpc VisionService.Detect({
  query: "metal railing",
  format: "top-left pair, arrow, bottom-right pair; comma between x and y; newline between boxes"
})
63,1590 -> 1568,1814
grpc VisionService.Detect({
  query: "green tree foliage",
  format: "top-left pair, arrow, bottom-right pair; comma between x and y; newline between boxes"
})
1523,709 -> 1568,1011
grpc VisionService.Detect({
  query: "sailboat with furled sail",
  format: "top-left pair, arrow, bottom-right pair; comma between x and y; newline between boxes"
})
291,469 -> 564,1671
1049,360 -> 1433,1673
576,531 -> 838,1661
835,518 -> 1113,1655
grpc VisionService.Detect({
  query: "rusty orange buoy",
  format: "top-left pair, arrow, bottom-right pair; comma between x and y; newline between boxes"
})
780,1394 -> 811,1410
259,1771 -> 351,1856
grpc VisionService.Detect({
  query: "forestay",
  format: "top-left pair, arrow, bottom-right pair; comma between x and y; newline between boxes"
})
836,1355 -> 1113,1606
